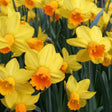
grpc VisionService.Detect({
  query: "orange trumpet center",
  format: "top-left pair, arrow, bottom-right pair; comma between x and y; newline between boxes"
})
102,54 -> 111,66
27,38 -> 44,52
30,67 -> 51,90
44,1 -> 58,16
69,9 -> 84,25
0,0 -> 11,6
16,103 -> 26,112
0,77 -> 15,95
88,42 -> 105,60
68,92 -> 80,111
0,34 -> 14,54
25,0 -> 35,9
60,61 -> 68,74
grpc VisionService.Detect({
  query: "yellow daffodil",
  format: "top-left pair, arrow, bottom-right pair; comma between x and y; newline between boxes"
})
101,34 -> 112,66
0,0 -> 11,6
0,12 -> 34,56
0,58 -> 34,96
43,0 -> 58,16
1,91 -> 40,112
67,26 -> 111,64
15,0 -> 45,9
61,48 -> 82,74
0,0 -> 15,16
90,7 -> 102,21
27,27 -> 47,52
66,75 -> 96,111
25,44 -> 65,90
57,0 -> 97,29
102,54 -> 111,66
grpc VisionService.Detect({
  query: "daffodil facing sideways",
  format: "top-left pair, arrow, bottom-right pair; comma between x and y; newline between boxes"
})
66,75 -> 96,111
0,58 -> 34,96
15,0 -> 45,9
42,0 -> 64,16
102,54 -> 111,66
0,12 -> 34,56
1,91 -> 40,112
0,1 -> 15,16
101,35 -> 112,66
67,26 -> 111,64
56,0 -> 97,29
0,0 -> 11,6
25,44 -> 65,90
43,0 -> 58,16
27,27 -> 48,52
61,48 -> 82,74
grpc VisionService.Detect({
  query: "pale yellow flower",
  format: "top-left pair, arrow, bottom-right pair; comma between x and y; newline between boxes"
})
60,48 -> 82,74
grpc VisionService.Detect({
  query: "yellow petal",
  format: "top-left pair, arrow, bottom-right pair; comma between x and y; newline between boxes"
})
67,61 -> 82,73
65,55 -> 77,62
0,37 -> 9,49
48,53 -> 63,70
11,39 -> 31,57
76,49 -> 90,62
62,47 -> 69,59
39,44 -> 56,66
51,69 -> 65,84
77,79 -> 90,92
7,12 -> 20,34
79,99 -> 86,107
5,91 -> 18,108
0,65 -> 8,80
13,69 -> 33,83
25,51 -> 39,70
6,58 -> 19,76
38,27 -> 47,41
1,98 -> 9,109
67,38 -> 88,48
66,75 -> 77,97
63,0 -> 74,10
99,37 -> 111,52
22,93 -> 40,105
14,22 -> 34,40
15,83 -> 34,94
90,26 -> 102,42
91,57 -> 104,64
80,91 -> 96,99
26,105 -> 36,110
76,26 -> 91,42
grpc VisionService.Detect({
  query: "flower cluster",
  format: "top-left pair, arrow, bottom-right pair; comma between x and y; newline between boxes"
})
2,0 -> 112,112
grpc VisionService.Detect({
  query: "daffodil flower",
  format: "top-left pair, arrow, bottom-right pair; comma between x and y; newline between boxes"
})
67,26 -> 111,64
27,27 -> 47,52
1,91 -> 40,112
25,44 -> 65,90
0,58 -> 34,96
61,48 -> 82,74
0,12 -> 34,56
66,75 -> 96,111
15,0 -> 45,9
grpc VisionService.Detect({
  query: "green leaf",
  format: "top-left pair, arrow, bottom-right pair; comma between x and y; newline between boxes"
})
99,71 -> 110,112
